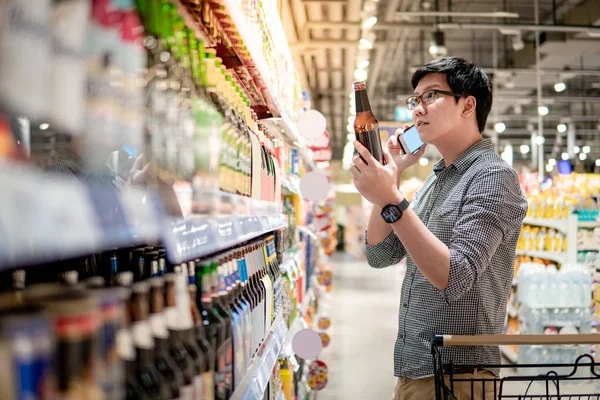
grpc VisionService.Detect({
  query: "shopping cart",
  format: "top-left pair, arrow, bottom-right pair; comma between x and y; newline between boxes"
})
431,333 -> 600,400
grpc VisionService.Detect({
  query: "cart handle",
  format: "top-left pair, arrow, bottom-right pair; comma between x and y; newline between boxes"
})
433,333 -> 600,347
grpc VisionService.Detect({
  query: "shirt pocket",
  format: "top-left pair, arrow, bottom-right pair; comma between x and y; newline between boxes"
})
429,203 -> 460,243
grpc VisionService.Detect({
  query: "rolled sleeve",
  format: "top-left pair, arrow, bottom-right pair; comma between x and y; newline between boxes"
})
441,167 -> 527,303
364,230 -> 407,269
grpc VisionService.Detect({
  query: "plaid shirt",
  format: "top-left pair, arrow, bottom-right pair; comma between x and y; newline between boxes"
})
365,139 -> 527,379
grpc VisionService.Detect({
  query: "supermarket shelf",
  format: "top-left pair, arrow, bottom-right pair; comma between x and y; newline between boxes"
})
230,310 -> 288,400
0,165 -> 163,269
507,304 -> 519,318
500,345 -> 518,364
221,0 -> 289,119
515,250 -> 566,264
260,117 -> 300,145
578,246 -> 599,252
523,218 -> 570,234
163,214 -> 287,264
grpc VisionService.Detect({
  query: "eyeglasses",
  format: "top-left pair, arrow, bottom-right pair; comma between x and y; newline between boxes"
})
405,90 -> 466,111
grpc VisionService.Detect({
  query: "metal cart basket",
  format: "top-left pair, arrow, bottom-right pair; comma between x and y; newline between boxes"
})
432,333 -> 600,400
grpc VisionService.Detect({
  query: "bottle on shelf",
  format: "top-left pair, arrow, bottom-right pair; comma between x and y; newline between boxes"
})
209,259 -> 234,397
129,281 -> 171,400
197,259 -> 228,400
353,81 -> 383,164
176,264 -> 209,399
148,276 -> 185,399
163,273 -> 197,400
188,262 -> 216,400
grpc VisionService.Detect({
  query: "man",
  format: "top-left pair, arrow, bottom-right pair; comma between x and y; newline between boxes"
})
350,57 -> 528,400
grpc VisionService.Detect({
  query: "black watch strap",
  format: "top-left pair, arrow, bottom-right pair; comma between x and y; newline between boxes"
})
380,199 -> 410,223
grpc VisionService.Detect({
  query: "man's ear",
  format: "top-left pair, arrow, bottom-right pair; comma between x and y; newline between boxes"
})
462,96 -> 477,118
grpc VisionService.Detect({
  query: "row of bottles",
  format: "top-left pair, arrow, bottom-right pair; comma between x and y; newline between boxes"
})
0,233 -> 286,400
136,0 -> 282,206
0,0 -> 282,209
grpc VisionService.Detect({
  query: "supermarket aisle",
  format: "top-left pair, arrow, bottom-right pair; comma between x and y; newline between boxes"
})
317,252 -> 405,400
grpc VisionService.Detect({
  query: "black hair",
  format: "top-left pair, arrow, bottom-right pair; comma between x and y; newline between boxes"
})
411,57 -> 493,134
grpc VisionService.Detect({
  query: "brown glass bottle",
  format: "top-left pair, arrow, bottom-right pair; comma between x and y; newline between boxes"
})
353,81 -> 384,164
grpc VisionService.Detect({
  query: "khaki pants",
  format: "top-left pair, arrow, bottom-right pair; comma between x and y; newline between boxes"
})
394,369 -> 497,400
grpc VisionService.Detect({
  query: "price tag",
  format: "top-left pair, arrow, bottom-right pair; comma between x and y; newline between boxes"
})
216,217 -> 236,242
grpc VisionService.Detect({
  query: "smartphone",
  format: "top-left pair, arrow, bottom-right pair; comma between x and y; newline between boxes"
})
397,124 -> 424,155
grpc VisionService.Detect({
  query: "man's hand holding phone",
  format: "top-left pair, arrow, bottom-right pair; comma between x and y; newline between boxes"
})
387,124 -> 427,182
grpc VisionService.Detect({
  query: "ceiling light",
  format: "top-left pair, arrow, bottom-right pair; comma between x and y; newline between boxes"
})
554,82 -> 566,92
548,158 -> 556,166
546,164 -> 553,172
419,158 -> 430,166
348,116 -> 355,124
557,123 -> 567,133
494,122 -> 506,133
354,68 -> 368,81
561,152 -> 569,160
39,123 -> 49,130
580,153 -> 587,161
362,16 -> 378,29
347,123 -> 354,133
357,59 -> 370,69
596,159 -> 600,167
429,30 -> 447,58
535,136 -> 545,145
359,38 -> 374,49
573,145 -> 580,153
349,106 -> 356,116
538,106 -> 549,116
583,145 -> 591,154
520,144 -> 530,154
347,133 -> 356,141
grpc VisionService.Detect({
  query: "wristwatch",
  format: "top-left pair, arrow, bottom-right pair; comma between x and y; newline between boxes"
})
380,199 -> 410,223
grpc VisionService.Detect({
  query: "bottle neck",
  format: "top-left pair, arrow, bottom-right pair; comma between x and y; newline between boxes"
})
355,89 -> 372,113
136,347 -> 155,369
155,337 -> 170,356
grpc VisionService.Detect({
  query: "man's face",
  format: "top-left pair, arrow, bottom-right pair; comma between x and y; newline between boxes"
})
411,73 -> 463,145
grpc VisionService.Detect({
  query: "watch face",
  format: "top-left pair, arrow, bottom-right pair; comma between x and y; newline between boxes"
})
382,205 -> 401,222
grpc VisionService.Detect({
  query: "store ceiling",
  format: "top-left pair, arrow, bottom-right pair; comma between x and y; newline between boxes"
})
281,0 -> 600,166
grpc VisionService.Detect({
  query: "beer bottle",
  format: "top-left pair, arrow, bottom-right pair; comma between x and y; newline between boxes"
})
353,81 -> 384,164
148,277 -> 184,399
163,274 -> 196,400
188,279 -> 216,400
198,261 -> 227,400
130,282 -> 171,400
210,260 -> 234,397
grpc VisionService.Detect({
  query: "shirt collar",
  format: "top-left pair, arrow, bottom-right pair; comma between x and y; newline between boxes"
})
433,139 -> 494,175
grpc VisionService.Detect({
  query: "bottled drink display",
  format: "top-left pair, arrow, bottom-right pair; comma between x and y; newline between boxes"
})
353,81 -> 384,164
0,0 -> 325,398
0,235 -> 309,399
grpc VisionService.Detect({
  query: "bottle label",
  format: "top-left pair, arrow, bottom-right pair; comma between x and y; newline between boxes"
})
231,311 -> 244,389
149,313 -> 169,339
194,375 -> 204,399
165,307 -> 179,330
115,329 -> 135,360
0,0 -> 51,120
202,371 -> 215,400
180,384 -> 194,400
131,321 -> 154,350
